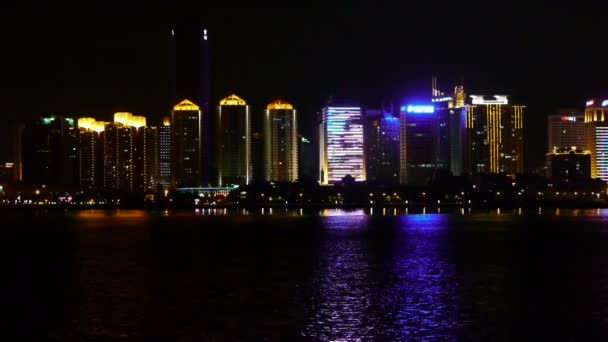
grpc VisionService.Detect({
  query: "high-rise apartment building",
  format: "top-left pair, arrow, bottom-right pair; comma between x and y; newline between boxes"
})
77,118 -> 106,190
264,100 -> 298,182
216,94 -> 251,186
142,126 -> 159,192
363,108 -> 399,184
319,101 -> 365,184
171,99 -> 203,188
159,117 -> 171,189
103,113 -> 147,192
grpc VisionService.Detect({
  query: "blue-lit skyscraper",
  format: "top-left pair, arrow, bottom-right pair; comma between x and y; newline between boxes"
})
363,108 -> 399,184
319,102 -> 365,184
399,105 -> 439,185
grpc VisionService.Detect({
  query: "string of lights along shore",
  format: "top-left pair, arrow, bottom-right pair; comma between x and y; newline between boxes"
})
4,23 -> 608,202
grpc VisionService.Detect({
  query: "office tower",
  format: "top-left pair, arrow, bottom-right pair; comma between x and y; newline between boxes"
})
264,100 -> 298,182
298,135 -> 315,179
547,110 -> 585,151
170,22 -> 210,185
584,98 -> 608,180
399,104 -> 440,185
171,99 -> 203,188
363,108 -> 399,184
22,115 -> 78,186
103,113 -> 147,192
159,117 -> 171,189
319,101 -> 365,184
432,82 -> 467,176
216,94 -> 251,186
77,118 -> 106,189
462,95 -> 525,175
546,147 -> 591,181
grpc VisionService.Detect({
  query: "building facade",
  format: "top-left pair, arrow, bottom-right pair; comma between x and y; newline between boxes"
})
77,118 -> 106,190
546,147 -> 591,182
22,115 -> 78,187
399,104 -> 439,185
547,110 -> 584,151
103,113 -> 147,192
584,98 -> 608,180
159,117 -> 171,189
319,102 -> 365,184
216,94 -> 251,186
170,22 -> 211,185
363,108 -> 399,184
462,95 -> 525,175
171,99 -> 204,188
264,100 -> 298,182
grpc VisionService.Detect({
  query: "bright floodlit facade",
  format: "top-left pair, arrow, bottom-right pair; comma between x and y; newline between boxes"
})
319,102 -> 365,184
264,100 -> 298,182
216,94 -> 251,186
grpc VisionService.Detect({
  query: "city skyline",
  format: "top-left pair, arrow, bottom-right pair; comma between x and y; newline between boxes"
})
3,2 -> 608,172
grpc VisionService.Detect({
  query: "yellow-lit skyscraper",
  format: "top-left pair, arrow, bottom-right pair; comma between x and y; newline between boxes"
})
216,94 -> 251,186
78,118 -> 106,190
171,99 -> 204,188
103,112 -> 148,192
462,95 -> 524,175
264,100 -> 298,182
584,99 -> 608,180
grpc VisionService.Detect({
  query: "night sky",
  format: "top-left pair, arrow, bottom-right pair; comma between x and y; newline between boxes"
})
2,1 -> 608,170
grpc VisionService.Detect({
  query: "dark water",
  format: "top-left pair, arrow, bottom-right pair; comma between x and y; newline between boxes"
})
3,208 -> 608,341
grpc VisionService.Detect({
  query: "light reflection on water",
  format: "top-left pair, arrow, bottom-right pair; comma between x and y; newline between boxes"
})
303,215 -> 374,340
303,214 -> 462,340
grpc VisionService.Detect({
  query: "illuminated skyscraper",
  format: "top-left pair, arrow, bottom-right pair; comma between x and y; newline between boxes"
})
142,126 -> 159,192
319,101 -> 365,184
22,115 -> 78,186
264,100 -> 298,182
216,94 -> 251,186
159,117 -> 171,189
432,81 -> 467,176
399,104 -> 440,185
584,99 -> 608,180
547,110 -> 584,151
170,22 -> 210,185
462,95 -> 525,175
363,108 -> 399,184
171,99 -> 203,188
103,113 -> 147,192
78,118 -> 106,189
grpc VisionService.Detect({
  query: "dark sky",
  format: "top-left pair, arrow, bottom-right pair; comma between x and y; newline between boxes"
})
2,1 -> 608,170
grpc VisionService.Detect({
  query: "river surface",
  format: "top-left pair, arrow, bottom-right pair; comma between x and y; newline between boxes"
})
2,208 -> 608,341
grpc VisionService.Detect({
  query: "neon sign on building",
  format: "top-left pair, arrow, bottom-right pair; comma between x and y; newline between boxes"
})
402,105 -> 435,114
